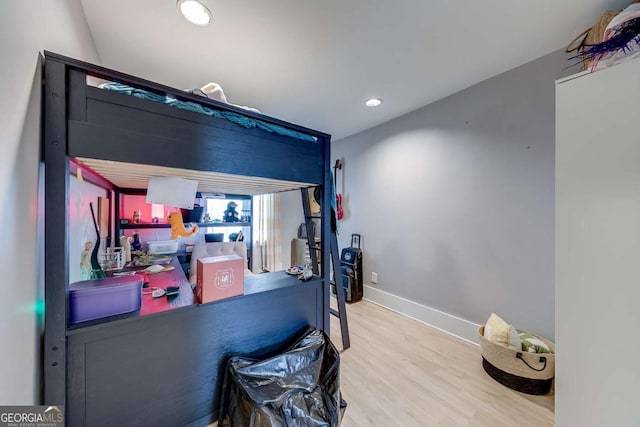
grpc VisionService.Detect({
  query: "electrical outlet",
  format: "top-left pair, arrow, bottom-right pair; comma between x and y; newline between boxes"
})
371,272 -> 378,284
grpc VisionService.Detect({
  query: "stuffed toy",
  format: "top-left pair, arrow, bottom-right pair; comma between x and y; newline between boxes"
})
198,82 -> 261,113
223,201 -> 240,222
167,211 -> 199,239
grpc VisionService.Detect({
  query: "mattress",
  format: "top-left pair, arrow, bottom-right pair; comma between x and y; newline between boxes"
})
98,82 -> 317,143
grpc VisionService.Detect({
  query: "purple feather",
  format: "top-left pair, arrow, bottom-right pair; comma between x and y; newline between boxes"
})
571,16 -> 640,65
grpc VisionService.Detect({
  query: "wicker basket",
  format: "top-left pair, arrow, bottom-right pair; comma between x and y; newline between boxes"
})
567,1 -> 640,70
566,11 -> 619,70
478,326 -> 555,395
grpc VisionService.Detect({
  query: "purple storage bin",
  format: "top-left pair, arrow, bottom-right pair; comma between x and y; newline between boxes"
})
69,275 -> 143,324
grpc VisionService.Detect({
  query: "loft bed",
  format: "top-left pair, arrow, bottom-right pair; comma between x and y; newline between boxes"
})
43,51 -> 332,427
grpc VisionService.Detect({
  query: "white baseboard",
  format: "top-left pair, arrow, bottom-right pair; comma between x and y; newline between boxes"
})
363,285 -> 481,346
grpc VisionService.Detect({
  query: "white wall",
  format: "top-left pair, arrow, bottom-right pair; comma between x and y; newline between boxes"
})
0,1 -> 99,404
68,177 -> 108,284
279,190 -> 305,268
328,50 -> 571,341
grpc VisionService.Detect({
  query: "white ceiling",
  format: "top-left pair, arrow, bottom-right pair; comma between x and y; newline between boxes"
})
80,0 -> 628,140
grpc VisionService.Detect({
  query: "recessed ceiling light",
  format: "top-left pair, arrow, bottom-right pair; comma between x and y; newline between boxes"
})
365,98 -> 383,108
177,0 -> 212,27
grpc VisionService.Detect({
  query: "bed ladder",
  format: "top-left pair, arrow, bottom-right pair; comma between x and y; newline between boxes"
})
301,188 -> 350,350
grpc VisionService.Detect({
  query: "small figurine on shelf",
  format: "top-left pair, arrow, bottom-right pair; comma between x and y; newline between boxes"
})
298,258 -> 314,281
80,241 -> 93,280
120,235 -> 133,263
132,210 -> 140,224
202,212 -> 211,223
223,201 -> 240,223
132,232 -> 142,251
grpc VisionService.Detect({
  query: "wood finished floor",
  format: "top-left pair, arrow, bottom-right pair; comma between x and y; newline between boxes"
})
211,300 -> 554,426
330,300 -> 554,427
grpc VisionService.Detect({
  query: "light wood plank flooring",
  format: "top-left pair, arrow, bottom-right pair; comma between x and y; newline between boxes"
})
330,300 -> 554,427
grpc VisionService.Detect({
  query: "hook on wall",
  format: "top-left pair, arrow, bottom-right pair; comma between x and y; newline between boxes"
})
334,158 -> 343,171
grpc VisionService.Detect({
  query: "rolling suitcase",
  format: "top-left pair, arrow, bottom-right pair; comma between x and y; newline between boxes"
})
340,234 -> 363,302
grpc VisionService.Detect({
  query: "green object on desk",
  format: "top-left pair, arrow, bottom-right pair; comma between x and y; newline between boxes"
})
89,202 -> 105,279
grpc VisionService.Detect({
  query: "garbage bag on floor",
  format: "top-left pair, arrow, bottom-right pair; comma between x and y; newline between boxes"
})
219,328 -> 346,427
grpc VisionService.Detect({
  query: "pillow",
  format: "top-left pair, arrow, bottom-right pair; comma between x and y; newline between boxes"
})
484,313 -> 521,350
519,332 -> 554,354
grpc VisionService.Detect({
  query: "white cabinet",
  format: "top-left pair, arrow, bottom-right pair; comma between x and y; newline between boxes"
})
556,59 -> 640,427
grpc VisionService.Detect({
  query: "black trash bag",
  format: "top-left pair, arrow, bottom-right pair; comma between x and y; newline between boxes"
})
219,328 -> 346,427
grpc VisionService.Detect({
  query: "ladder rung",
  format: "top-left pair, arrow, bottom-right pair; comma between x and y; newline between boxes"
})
308,246 -> 322,251
305,215 -> 321,219
330,308 -> 340,317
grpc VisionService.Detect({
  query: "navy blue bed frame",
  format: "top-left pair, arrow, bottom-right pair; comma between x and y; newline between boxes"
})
43,51 -> 332,426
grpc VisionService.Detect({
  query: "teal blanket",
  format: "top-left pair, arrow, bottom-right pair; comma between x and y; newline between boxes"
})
101,82 -> 317,143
